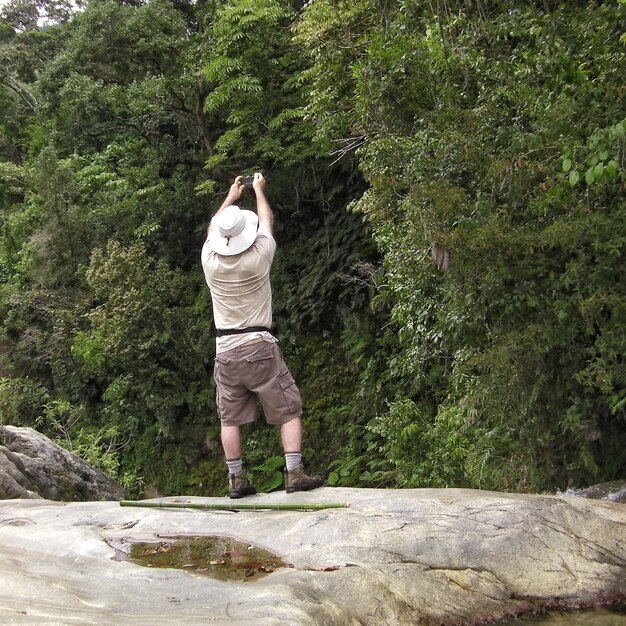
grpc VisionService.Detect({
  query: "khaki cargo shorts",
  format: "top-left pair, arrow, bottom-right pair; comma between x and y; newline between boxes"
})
213,341 -> 303,426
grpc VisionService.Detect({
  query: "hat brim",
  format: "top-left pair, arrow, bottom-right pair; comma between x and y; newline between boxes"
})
208,210 -> 259,256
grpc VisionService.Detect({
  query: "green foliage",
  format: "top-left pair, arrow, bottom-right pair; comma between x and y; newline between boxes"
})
327,447 -> 393,488
202,0 -> 316,167
0,376 -> 50,426
371,400 -> 469,488
300,0 -> 626,491
249,455 -> 285,493
35,400 -> 142,492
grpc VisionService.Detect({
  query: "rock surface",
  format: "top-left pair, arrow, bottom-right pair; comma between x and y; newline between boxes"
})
0,488 -> 624,625
0,426 -> 125,501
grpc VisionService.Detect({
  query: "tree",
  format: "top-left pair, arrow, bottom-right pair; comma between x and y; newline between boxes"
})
297,0 -> 626,490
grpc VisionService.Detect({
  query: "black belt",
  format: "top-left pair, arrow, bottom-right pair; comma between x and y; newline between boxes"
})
215,326 -> 273,337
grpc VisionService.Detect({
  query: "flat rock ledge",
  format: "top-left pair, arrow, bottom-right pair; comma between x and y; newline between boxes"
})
0,488 -> 624,625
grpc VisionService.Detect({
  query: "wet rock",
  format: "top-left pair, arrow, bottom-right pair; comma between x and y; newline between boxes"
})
560,481 -> 626,504
0,488 -> 624,625
0,426 -> 125,501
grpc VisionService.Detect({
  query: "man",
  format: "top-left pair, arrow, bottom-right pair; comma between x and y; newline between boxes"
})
201,173 -> 323,499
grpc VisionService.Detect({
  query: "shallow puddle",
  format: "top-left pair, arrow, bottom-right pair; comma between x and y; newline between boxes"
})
128,536 -> 287,582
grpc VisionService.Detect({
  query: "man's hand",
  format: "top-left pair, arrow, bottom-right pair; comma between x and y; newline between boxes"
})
252,172 -> 266,194
225,175 -> 245,204
209,176 -> 246,230
253,172 -> 273,233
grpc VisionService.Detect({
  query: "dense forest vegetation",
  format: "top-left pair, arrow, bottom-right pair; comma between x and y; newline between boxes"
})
0,0 -> 624,497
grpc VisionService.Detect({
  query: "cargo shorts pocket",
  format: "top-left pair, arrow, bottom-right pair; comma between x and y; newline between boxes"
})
245,343 -> 273,363
278,371 -> 302,414
246,343 -> 274,381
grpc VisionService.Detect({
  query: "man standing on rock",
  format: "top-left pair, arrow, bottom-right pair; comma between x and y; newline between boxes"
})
201,173 -> 323,499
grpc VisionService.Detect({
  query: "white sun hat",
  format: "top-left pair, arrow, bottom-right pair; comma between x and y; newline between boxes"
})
208,205 -> 259,256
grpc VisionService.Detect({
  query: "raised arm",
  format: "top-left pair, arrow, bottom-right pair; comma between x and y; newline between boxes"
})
253,172 -> 273,234
208,176 -> 245,231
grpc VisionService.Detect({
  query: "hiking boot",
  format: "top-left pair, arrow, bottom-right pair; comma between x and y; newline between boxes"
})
229,470 -> 257,499
284,463 -> 323,493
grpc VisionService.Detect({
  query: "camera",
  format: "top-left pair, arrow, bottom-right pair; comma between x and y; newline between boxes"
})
241,176 -> 254,187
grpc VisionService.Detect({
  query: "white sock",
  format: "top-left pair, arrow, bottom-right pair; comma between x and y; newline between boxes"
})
226,458 -> 243,475
285,453 -> 302,471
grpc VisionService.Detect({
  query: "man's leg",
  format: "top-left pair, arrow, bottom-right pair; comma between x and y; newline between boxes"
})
221,424 -> 256,499
250,342 -> 321,492
280,416 -> 302,453
215,347 -> 259,498
221,424 -> 242,459
281,417 -> 305,472
280,416 -> 322,493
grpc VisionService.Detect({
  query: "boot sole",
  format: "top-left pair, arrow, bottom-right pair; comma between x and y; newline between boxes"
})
285,483 -> 322,494
229,489 -> 257,499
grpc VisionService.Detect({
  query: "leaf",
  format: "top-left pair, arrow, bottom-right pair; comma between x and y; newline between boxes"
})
251,455 -> 284,472
585,168 -> 595,185
561,158 -> 572,173
568,170 -> 580,186
262,470 -> 284,492
605,160 -> 619,178
194,180 -> 217,197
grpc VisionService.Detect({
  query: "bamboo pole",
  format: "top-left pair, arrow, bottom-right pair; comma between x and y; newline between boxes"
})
120,500 -> 350,512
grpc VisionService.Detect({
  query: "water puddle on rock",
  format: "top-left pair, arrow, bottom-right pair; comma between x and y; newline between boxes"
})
127,536 -> 287,582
